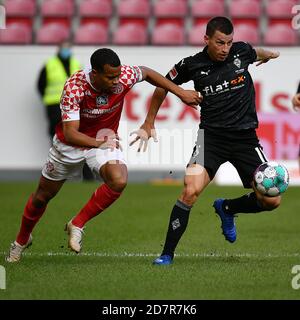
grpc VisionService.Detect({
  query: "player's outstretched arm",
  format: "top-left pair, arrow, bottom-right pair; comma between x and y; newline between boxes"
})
129,87 -> 165,152
130,66 -> 202,152
255,48 -> 280,66
139,66 -> 201,107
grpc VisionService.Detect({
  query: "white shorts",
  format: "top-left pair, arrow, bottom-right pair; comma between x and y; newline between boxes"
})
42,135 -> 126,181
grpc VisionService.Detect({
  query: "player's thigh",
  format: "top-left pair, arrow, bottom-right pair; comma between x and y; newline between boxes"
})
42,136 -> 86,181
188,129 -> 229,181
231,143 -> 268,188
85,147 -> 127,181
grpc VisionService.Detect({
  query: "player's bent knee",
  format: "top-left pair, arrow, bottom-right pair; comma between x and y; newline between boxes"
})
182,185 -> 200,204
107,178 -> 127,193
260,196 -> 281,211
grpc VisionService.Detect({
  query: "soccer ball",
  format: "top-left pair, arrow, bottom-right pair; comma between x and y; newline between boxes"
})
254,161 -> 289,197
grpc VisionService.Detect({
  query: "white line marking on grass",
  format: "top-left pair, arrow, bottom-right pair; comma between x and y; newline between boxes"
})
1,251 -> 300,258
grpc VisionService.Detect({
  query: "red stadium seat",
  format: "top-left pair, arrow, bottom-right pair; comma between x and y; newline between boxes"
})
74,23 -> 108,45
188,23 -> 207,46
266,0 -> 297,18
154,0 -> 187,26
117,0 -> 150,17
112,23 -> 148,45
5,0 -> 36,16
264,23 -> 298,45
0,22 -> 32,44
36,23 -> 70,44
154,0 -> 187,17
5,0 -> 36,27
233,23 -> 260,45
117,0 -> 150,27
79,0 -> 112,17
191,0 -> 225,18
229,0 -> 261,17
41,0 -> 74,27
152,23 -> 185,45
229,0 -> 261,27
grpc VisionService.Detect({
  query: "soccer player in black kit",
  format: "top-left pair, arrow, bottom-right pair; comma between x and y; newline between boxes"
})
131,17 -> 281,265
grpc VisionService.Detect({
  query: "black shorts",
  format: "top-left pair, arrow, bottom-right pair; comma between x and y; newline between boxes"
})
188,128 -> 268,188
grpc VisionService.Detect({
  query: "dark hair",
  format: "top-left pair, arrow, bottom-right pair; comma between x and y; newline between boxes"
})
90,48 -> 121,72
206,16 -> 233,37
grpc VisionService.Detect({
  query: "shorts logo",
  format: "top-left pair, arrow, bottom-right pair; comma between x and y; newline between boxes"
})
192,145 -> 200,158
169,67 -> 178,80
96,95 -> 108,106
45,161 -> 54,173
111,83 -> 123,94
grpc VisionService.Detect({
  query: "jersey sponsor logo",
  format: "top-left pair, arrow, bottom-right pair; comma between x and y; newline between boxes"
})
82,102 -> 121,118
202,76 -> 246,95
230,75 -> 245,85
96,95 -> 108,107
111,83 -> 124,94
169,67 -> 178,80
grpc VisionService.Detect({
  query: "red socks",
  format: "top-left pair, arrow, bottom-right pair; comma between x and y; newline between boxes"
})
72,184 -> 122,228
16,195 -> 47,245
15,184 -> 122,244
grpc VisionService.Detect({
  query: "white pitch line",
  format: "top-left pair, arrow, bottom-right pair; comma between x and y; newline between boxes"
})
1,251 -> 300,258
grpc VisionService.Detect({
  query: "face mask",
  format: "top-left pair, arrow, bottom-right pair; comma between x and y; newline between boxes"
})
59,48 -> 71,59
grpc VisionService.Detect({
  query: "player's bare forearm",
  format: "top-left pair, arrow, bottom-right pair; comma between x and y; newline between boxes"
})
139,66 -> 201,106
255,48 -> 280,66
145,87 -> 168,124
63,121 -> 100,148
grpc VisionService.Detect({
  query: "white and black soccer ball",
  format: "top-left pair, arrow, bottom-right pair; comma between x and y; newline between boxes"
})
254,161 -> 289,197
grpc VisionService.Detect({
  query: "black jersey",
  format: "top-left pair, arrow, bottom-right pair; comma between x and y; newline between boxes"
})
166,42 -> 258,131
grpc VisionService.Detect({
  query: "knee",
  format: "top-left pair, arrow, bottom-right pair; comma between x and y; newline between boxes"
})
107,177 -> 127,193
181,184 -> 201,205
259,195 -> 281,211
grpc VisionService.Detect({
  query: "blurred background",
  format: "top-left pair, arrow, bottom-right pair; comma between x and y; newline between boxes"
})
0,0 -> 300,185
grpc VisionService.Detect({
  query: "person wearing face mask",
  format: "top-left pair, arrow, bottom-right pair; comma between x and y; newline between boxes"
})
37,41 -> 81,140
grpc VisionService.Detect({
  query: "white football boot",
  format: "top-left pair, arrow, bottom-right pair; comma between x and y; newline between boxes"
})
5,234 -> 33,263
65,221 -> 84,253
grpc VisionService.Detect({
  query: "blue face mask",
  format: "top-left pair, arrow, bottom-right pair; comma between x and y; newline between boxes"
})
59,48 -> 71,59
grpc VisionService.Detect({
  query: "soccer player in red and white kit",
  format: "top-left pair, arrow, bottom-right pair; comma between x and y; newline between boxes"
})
6,48 -> 201,262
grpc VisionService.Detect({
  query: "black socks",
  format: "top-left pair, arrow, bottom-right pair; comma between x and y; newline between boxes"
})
161,200 -> 192,259
223,192 -> 264,214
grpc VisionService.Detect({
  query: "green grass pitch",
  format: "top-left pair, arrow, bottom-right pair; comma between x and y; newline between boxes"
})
0,181 -> 300,300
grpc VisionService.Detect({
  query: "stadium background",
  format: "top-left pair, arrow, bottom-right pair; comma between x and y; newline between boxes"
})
1,0 -> 300,301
